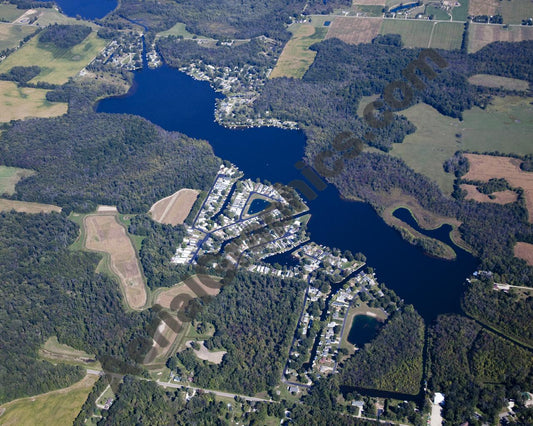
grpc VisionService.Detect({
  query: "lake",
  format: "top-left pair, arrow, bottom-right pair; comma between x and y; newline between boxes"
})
97,65 -> 477,323
54,0 -> 117,20
347,315 -> 382,347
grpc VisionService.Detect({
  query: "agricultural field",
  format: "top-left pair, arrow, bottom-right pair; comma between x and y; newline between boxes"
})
0,23 -> 36,50
326,16 -> 383,45
463,154 -> 533,221
384,97 -> 533,195
270,18 -> 330,79
468,74 -> 530,91
84,212 -> 147,310
451,0 -> 469,21
0,81 -> 67,122
501,0 -> 533,24
428,21 -> 464,50
0,29 -> 108,85
353,0 -> 386,5
0,374 -> 98,426
0,3 -> 26,22
460,184 -> 518,204
468,23 -> 533,52
39,336 -> 101,369
379,19 -> 432,48
468,0 -> 499,17
0,198 -> 61,213
149,188 -> 199,226
514,242 -> 533,266
0,165 -> 33,195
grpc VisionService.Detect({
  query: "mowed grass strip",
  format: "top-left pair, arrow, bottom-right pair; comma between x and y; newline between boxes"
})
270,22 -> 329,79
149,188 -> 199,226
0,30 -> 107,85
463,154 -> 533,222
0,81 -> 67,122
0,198 -> 61,213
468,23 -> 533,52
326,16 -> 383,45
84,213 -> 147,310
0,374 -> 98,426
468,74 -> 530,91
0,23 -> 36,50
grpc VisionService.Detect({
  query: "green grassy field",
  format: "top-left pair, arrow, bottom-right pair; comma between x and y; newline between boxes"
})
0,23 -> 36,50
380,19 -> 434,48
270,19 -> 330,79
0,30 -> 107,85
0,3 -> 25,22
429,22 -> 464,50
34,8 -> 88,27
0,374 -> 98,426
425,5 -> 450,20
0,165 -> 34,195
386,97 -> 533,195
451,0 -> 469,21
353,4 -> 385,17
157,22 -> 198,39
501,0 -> 533,24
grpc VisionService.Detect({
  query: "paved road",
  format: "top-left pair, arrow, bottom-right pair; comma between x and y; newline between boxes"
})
156,381 -> 273,403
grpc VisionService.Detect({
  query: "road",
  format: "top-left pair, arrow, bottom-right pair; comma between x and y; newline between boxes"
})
156,380 -> 273,403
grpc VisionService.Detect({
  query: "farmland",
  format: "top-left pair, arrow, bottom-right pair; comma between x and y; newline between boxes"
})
379,19 -> 463,49
514,242 -> 533,266
270,18 -> 330,79
325,16 -> 383,45
0,81 -> 67,122
0,30 -> 107,85
463,154 -> 533,221
468,0 -> 499,17
500,0 -> 533,24
385,97 -> 533,195
468,23 -> 533,52
84,212 -> 147,310
149,188 -> 199,226
0,3 -> 25,22
0,374 -> 98,426
468,74 -> 530,91
0,23 -> 36,51
461,184 -> 518,204
0,198 -> 61,213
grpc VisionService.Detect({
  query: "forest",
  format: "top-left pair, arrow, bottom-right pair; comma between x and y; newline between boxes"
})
39,24 -> 92,49
0,65 -> 41,84
0,211 -> 153,404
0,114 -> 220,213
340,306 -> 424,395
429,314 -> 532,424
167,271 -> 306,395
107,0 -> 351,39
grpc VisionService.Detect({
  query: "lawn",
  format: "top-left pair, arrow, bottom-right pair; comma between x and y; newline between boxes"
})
386,97 -> 533,195
425,5 -> 451,20
270,18 -> 331,79
0,23 -> 36,50
0,81 -> 67,122
451,0 -> 469,21
0,374 -> 98,426
379,19 -> 434,48
0,30 -> 108,85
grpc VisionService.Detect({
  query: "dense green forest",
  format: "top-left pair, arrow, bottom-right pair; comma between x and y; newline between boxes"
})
462,279 -> 533,348
0,212 -> 152,404
167,271 -> 306,395
39,24 -> 92,49
0,114 -> 220,213
340,306 -> 424,395
0,65 -> 41,84
429,315 -> 532,425
107,0 -> 350,39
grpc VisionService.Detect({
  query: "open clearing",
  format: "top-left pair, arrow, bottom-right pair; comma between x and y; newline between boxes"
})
0,165 -> 34,195
514,242 -> 533,266
380,19 -> 463,49
0,81 -> 67,122
468,74 -> 530,91
461,184 -> 518,204
38,336 -> 100,369
186,340 -> 226,364
326,16 -> 383,45
383,98 -> 533,195
0,23 -> 36,51
353,0 -> 385,5
149,188 -> 199,226
0,374 -> 98,426
468,23 -> 533,53
0,3 -> 26,22
500,0 -> 533,24
270,18 -> 330,79
0,30 -> 107,85
154,275 -> 222,310
463,154 -> 533,222
84,212 -> 147,309
468,0 -> 499,17
0,198 -> 61,213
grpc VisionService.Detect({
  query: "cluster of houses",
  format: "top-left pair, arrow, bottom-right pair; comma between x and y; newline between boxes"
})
89,32 -> 144,72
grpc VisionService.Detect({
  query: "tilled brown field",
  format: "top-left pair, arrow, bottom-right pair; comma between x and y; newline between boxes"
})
326,16 -> 383,45
149,188 -> 199,226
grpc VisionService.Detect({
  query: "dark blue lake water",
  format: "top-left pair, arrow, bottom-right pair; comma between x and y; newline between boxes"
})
347,315 -> 382,347
55,0 -> 117,20
97,65 -> 478,322
248,198 -> 271,215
